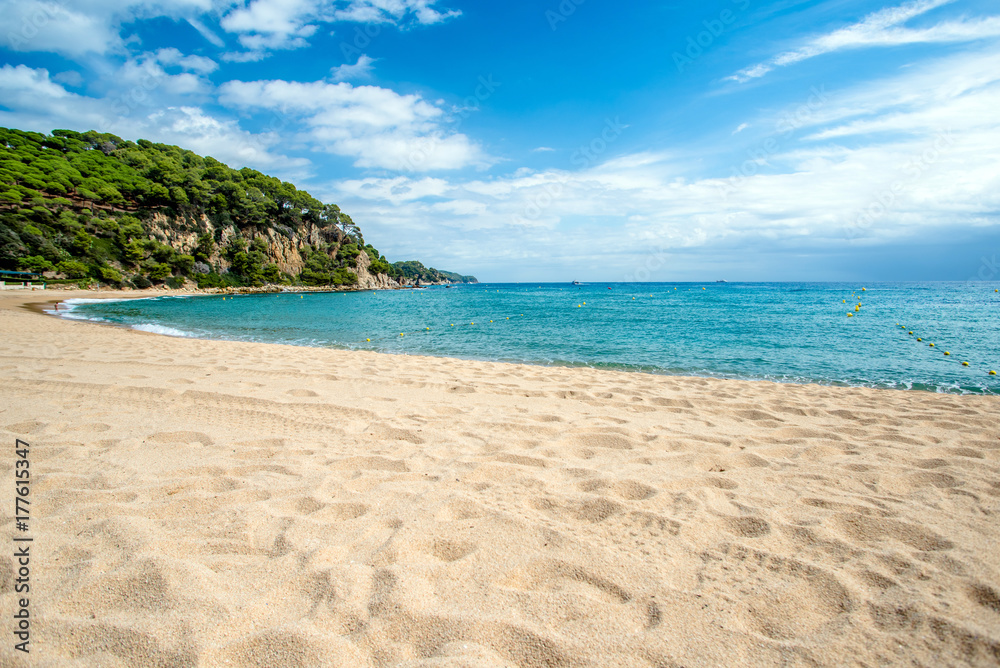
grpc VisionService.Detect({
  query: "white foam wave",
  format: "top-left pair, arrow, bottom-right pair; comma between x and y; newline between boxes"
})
130,323 -> 191,337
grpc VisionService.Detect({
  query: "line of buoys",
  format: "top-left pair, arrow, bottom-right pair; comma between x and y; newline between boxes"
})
893,319 -> 996,375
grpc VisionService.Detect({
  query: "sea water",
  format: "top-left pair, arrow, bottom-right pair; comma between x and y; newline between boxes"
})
59,282 -> 1000,394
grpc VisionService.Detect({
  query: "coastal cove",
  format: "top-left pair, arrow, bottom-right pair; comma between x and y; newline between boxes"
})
58,281 -> 1000,395
2,288 -> 999,666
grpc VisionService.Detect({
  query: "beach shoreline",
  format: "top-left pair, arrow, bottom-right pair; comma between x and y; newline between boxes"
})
1,289 -> 999,666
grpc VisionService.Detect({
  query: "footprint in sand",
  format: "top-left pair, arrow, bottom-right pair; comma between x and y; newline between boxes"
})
831,513 -> 953,551
701,543 -> 854,641
4,420 -> 46,434
286,389 -> 319,397
721,516 -> 772,538
502,558 -> 632,604
147,431 -> 214,446
430,538 -> 479,562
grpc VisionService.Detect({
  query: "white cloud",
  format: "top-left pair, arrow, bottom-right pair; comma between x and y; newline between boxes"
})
0,0 -> 121,56
329,0 -> 460,25
154,47 -> 218,75
219,0 -> 459,56
219,77 -> 488,170
0,0 -> 220,57
728,0 -> 1000,82
0,64 -> 306,177
331,54 -> 376,81
732,123 -> 749,135
532,146 -> 556,152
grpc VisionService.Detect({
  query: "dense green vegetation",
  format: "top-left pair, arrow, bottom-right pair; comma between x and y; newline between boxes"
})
392,261 -> 478,284
0,127 -> 476,288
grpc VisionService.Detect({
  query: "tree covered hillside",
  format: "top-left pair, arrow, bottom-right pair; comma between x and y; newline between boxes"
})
0,128 -> 476,288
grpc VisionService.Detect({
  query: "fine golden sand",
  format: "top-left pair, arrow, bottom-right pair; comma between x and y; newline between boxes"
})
1,290 -> 999,667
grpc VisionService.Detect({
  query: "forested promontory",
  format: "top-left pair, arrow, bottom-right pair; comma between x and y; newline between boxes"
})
0,127 -> 477,289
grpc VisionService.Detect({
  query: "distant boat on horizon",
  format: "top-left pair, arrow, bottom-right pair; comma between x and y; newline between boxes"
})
572,280 -> 582,285
716,280 -> 727,283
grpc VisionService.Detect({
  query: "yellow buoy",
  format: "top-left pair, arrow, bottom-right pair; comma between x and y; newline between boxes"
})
426,327 -> 430,330
962,361 -> 969,366
300,295 -> 303,298
909,331 -> 913,335
847,313 -> 853,317
917,338 -> 922,342
703,287 -> 706,290
366,338 -> 370,342
988,370 -> 996,375
633,297 -> 636,300
400,333 -> 404,336
506,317 -> 509,320
582,302 -> 586,305
944,351 -> 950,355
843,300 -> 846,303
490,320 -> 493,323
862,287 -> 866,291
929,343 -> 935,347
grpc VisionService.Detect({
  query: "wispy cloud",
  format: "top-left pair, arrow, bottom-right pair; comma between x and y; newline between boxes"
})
732,123 -> 750,135
331,54 -> 376,82
728,0 -> 1000,83
219,0 -> 460,59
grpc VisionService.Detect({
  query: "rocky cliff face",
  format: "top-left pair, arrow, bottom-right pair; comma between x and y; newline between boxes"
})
145,212 -> 411,289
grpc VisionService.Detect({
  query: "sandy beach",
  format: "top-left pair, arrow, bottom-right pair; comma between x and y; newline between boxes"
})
1,290 -> 998,667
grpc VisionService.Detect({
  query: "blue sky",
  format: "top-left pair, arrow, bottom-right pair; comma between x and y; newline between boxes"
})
2,0 -> 999,281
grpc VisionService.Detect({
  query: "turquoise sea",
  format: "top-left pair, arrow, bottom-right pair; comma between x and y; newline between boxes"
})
59,282 -> 1000,395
